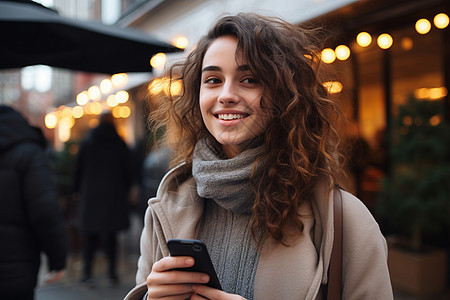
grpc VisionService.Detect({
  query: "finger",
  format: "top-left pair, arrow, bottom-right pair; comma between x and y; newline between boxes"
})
192,285 -> 246,300
152,256 -> 195,272
149,269 -> 210,285
190,293 -> 208,300
192,285 -> 221,299
146,271 -> 209,299
147,287 -> 194,300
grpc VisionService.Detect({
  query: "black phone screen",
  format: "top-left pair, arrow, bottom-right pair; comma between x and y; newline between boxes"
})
167,239 -> 222,290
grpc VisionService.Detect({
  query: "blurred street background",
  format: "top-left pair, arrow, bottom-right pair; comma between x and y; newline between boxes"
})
1,0 -> 450,299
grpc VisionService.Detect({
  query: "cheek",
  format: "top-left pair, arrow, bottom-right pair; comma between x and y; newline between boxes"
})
252,106 -> 272,134
253,116 -> 270,135
251,94 -> 269,120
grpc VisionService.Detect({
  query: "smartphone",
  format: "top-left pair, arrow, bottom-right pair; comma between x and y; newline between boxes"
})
167,239 -> 222,290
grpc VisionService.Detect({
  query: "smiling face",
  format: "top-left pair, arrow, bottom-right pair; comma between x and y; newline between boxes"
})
199,35 -> 270,158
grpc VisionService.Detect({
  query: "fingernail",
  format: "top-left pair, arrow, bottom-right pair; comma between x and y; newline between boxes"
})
185,258 -> 194,265
202,275 -> 209,282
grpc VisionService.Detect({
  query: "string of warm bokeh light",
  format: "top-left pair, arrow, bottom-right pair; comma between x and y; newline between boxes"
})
43,35 -> 189,145
148,78 -> 182,96
321,12 -> 448,64
414,87 -> 448,101
317,11 -> 448,102
44,73 -> 130,142
322,11 -> 449,62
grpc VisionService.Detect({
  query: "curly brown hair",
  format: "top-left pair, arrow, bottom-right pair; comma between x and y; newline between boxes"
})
150,13 -> 344,246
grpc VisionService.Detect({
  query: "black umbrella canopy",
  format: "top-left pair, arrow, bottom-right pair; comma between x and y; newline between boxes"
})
0,0 -> 183,74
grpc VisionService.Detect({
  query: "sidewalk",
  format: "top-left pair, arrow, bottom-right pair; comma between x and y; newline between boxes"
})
36,215 -> 143,300
36,251 -> 138,300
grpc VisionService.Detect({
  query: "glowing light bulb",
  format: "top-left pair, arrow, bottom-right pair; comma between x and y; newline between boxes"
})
119,106 -> 131,118
173,36 -> 189,49
430,115 -> 441,126
401,37 -> 413,51
61,107 -> 72,118
100,79 -> 113,94
321,48 -> 336,64
106,95 -> 118,107
45,112 -> 58,129
72,106 -> 84,118
150,53 -> 167,69
169,80 -> 182,96
335,45 -> 350,60
415,18 -> 431,34
111,73 -> 128,87
112,106 -> 121,118
76,91 -> 89,106
115,90 -> 129,104
323,81 -> 343,94
434,13 -> 449,29
88,85 -> 101,100
148,79 -> 163,94
377,33 -> 393,50
356,32 -> 372,47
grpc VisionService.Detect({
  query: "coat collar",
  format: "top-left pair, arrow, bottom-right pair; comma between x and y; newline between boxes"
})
148,163 -> 204,256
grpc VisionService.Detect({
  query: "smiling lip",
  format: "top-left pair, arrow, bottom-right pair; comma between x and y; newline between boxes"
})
214,110 -> 249,121
216,113 -> 247,120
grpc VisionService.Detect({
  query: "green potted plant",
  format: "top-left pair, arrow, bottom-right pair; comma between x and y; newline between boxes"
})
377,96 -> 450,297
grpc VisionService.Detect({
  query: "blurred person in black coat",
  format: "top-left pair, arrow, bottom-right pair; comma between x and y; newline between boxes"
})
0,105 -> 67,300
73,110 -> 132,286
141,145 -> 172,202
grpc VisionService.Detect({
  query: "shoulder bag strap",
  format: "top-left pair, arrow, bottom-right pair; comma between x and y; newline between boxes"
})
327,185 -> 343,299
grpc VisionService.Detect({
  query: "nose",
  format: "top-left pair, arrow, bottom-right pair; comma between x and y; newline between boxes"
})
218,81 -> 239,105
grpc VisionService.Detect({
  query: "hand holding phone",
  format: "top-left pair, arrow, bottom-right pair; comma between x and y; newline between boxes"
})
145,254 -> 209,299
167,239 -> 222,290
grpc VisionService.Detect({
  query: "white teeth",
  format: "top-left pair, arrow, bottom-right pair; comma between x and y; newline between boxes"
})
218,113 -> 245,120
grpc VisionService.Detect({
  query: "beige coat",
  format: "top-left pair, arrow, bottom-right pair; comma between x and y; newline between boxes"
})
125,164 -> 393,300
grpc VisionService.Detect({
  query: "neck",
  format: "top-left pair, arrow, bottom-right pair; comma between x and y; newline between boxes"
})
221,137 -> 265,158
222,144 -> 240,158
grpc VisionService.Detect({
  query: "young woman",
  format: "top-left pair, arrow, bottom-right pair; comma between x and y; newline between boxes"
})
125,13 -> 393,300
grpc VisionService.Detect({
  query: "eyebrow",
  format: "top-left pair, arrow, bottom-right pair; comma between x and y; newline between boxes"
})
202,65 -> 221,72
201,64 -> 251,73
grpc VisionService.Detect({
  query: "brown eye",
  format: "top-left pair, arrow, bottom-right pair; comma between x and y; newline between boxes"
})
205,77 -> 221,84
242,77 -> 258,84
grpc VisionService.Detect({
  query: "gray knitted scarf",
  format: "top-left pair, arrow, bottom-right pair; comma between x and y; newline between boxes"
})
193,138 -> 265,299
192,138 -> 266,214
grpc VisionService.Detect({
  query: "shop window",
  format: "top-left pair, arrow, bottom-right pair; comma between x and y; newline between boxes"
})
352,41 -> 386,149
331,18 -> 447,208
391,25 -> 445,113
328,38 -> 387,201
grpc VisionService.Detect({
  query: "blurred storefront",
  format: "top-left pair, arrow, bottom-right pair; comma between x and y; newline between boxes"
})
306,0 -> 449,207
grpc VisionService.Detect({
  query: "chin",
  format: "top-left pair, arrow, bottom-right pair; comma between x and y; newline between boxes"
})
216,135 -> 245,146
